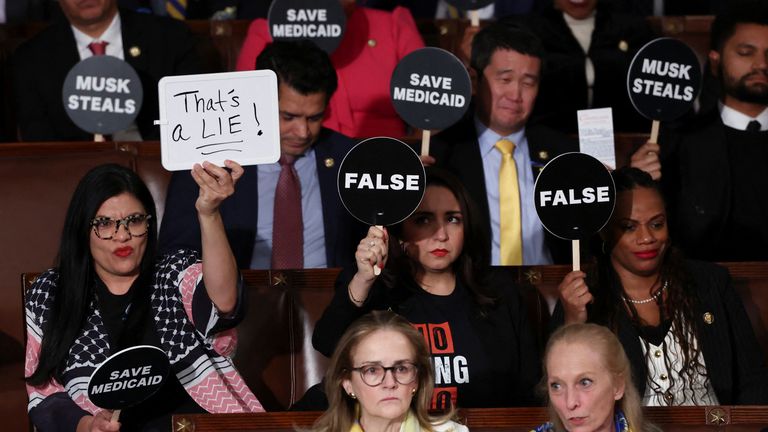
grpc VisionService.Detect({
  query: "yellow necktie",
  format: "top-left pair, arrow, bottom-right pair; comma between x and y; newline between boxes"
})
495,139 -> 522,265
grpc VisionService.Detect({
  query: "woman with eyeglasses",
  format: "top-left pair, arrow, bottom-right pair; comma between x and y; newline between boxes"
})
24,163 -> 263,432
313,168 -> 540,410
313,310 -> 468,432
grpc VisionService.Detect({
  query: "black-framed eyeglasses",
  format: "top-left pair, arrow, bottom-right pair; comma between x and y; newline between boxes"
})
90,214 -> 152,240
350,362 -> 418,387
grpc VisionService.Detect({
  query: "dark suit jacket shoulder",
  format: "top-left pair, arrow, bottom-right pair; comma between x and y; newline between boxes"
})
661,110 -> 730,258
159,128 -> 363,270
11,9 -> 201,141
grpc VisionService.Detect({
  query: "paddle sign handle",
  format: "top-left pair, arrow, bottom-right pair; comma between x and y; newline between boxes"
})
572,239 -> 581,272
111,409 -> 121,424
469,9 -> 480,27
649,120 -> 660,144
421,129 -> 431,157
373,224 -> 383,276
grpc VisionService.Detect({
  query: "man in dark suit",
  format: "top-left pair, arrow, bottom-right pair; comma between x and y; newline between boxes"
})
432,22 -> 577,265
11,0 -> 201,141
656,3 -> 768,262
160,40 -> 363,270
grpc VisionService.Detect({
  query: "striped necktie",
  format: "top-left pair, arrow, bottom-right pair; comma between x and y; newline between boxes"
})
166,0 -> 187,19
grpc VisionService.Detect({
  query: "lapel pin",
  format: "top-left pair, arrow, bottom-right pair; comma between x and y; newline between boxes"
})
324,158 -> 335,168
129,46 -> 141,58
703,312 -> 714,324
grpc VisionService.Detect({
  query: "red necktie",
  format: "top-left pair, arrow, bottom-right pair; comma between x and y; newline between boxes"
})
88,41 -> 108,56
271,154 -> 303,269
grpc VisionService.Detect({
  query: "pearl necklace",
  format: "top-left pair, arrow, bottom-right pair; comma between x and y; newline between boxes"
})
622,280 -> 668,304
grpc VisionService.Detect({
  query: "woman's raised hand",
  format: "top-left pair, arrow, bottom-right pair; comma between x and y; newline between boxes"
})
558,271 -> 592,324
354,226 -> 389,281
191,160 -> 244,216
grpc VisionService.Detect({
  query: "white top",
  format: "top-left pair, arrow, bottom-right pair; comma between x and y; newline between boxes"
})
720,103 -> 768,131
640,322 -> 719,406
71,13 -> 124,60
563,11 -> 596,107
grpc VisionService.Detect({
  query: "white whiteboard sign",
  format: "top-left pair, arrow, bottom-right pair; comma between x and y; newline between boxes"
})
157,70 -> 280,171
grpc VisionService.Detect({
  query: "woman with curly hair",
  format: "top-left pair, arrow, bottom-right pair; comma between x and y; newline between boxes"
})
556,167 -> 768,405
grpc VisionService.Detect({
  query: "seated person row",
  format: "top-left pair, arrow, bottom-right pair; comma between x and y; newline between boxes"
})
313,167 -> 540,410
556,167 -> 768,405
12,0 -> 202,141
160,40 -> 365,270
634,2 -> 768,262
317,310 -> 654,432
25,162 -> 262,431
236,0 -> 425,138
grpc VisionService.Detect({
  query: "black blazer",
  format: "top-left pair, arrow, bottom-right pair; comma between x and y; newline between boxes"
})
510,4 -> 655,133
430,114 -> 578,264
159,128 -> 365,270
661,109 -> 768,261
621,261 -> 768,404
11,9 -> 201,141
554,260 -> 768,404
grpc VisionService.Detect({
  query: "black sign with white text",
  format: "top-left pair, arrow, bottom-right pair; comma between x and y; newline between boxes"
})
390,47 -> 471,131
627,37 -> 701,121
62,56 -> 143,135
534,152 -> 615,240
268,0 -> 345,53
338,137 -> 425,226
88,345 -> 170,410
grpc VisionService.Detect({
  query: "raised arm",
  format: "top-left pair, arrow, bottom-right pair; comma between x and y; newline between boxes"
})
191,160 -> 244,315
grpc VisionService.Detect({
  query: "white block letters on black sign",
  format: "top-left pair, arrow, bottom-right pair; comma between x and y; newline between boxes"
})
338,137 -> 425,226
534,152 -> 616,240
62,56 -> 143,135
268,0 -> 345,53
88,345 -> 170,410
627,38 -> 702,122
390,47 -> 471,131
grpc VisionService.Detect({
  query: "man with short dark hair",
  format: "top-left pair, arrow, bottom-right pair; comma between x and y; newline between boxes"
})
160,40 -> 363,270
432,22 -> 577,265
659,2 -> 768,261
11,0 -> 200,141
